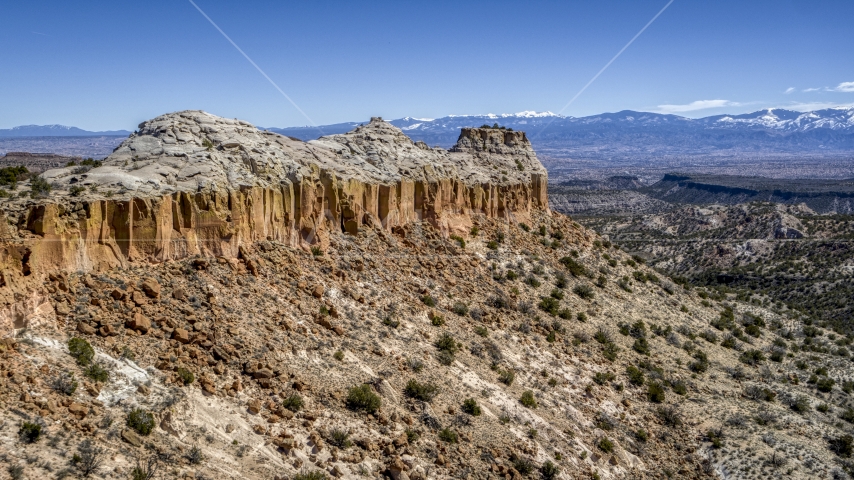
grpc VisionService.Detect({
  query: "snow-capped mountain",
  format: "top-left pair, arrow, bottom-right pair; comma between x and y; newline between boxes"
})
276,107 -> 854,161
0,124 -> 131,137
270,107 -> 854,144
703,107 -> 854,132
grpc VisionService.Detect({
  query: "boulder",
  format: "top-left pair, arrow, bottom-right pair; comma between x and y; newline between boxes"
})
126,312 -> 151,333
141,278 -> 161,298
122,428 -> 143,447
77,321 -> 96,335
173,328 -> 190,344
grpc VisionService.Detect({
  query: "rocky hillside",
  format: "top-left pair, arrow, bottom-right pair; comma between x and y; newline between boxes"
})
1,113 -> 853,480
580,201 -> 854,335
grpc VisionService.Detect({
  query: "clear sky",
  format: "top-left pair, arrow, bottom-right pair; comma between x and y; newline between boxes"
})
2,0 -> 853,130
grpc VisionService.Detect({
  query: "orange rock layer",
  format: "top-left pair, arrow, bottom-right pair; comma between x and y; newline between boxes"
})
0,168 -> 548,297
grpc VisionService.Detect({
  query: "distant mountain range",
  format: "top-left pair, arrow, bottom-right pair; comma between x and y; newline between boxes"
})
5,107 -> 854,162
0,125 -> 131,137
269,107 -> 854,163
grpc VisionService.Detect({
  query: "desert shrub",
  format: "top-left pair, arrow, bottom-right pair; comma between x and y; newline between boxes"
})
438,428 -> 458,443
576,312 -> 588,322
282,394 -> 304,412
435,333 -> 459,355
633,337 -> 650,355
452,302 -> 469,316
429,311 -> 444,326
540,460 -> 560,480
538,296 -> 560,316
817,377 -> 836,393
404,379 -> 439,402
421,295 -> 436,307
789,394 -> 811,413
382,315 -> 400,328
310,246 -> 323,257
499,369 -> 515,386
626,365 -> 644,386
554,272 -> 568,289
0,165 -> 28,187
85,363 -> 110,383
30,175 -> 52,196
594,328 -> 611,344
73,439 -> 106,477
657,405 -> 683,427
711,307 -> 736,331
744,385 -> 776,402
461,398 -> 481,416
740,349 -> 766,366
559,256 -> 587,277
525,276 -> 541,288
721,334 -> 737,349
437,350 -> 455,365
52,372 -> 79,395
830,434 -> 854,457
706,428 -> 725,448
597,437 -> 614,453
127,408 -> 155,436
187,445 -> 204,465
68,337 -> 95,366
647,382 -> 666,403
326,429 -> 352,448
474,326 -> 489,337
512,456 -> 534,475
593,371 -> 615,385
333,350 -> 345,361
627,320 -> 647,338
450,235 -> 465,249
840,408 -> 854,423
573,284 -> 594,300
755,411 -> 777,425
669,379 -> 687,395
700,329 -> 718,343
602,342 -> 619,361
405,429 -> 420,444
519,390 -> 538,408
346,384 -> 381,414
688,351 -> 709,373
18,421 -> 42,443
293,471 -> 328,480
70,185 -> 86,196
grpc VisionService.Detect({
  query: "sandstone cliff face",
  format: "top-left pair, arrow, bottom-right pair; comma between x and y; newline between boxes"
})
0,111 -> 547,301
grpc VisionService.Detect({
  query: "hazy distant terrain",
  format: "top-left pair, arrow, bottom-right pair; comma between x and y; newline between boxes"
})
3,107 -> 854,169
272,107 -> 854,165
0,136 -> 124,158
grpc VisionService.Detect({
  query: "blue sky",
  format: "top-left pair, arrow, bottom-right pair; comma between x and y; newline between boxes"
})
2,0 -> 853,130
